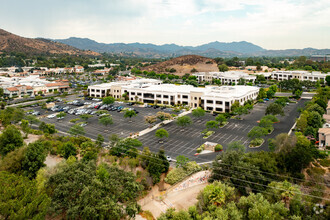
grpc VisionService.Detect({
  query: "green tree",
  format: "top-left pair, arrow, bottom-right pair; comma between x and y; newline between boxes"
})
0,171 -> 50,219
0,107 -> 25,126
175,155 -> 190,168
227,141 -> 246,153
22,141 -> 47,179
25,115 -> 40,126
257,88 -> 267,99
176,115 -> 193,130
259,118 -> 273,132
68,124 -> 85,136
46,161 -> 142,219
56,112 -> 66,119
102,96 -> 115,104
265,103 -> 284,116
63,142 -> 77,159
155,128 -> 169,142
238,193 -> 288,220
326,75 -> 330,86
218,64 -> 229,72
192,107 -> 205,118
0,147 -> 26,174
80,114 -> 93,121
39,122 -> 56,134
0,125 -> 24,156
210,150 -> 265,195
215,114 -> 227,125
206,120 -> 219,130
294,89 -> 302,99
124,110 -> 137,120
21,119 -> 30,137
248,126 -> 268,140
98,115 -> 113,126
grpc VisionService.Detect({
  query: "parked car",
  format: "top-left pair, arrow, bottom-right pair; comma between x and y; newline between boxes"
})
166,156 -> 172,162
47,114 -> 56,119
79,122 -> 87,127
32,111 -> 40,116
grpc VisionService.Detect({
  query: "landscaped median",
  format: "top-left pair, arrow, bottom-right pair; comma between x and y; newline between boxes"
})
196,141 -> 223,155
248,115 -> 279,148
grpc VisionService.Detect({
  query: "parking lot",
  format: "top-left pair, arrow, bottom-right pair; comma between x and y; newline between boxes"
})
27,99 -> 176,140
138,99 -> 307,163
24,97 -> 307,163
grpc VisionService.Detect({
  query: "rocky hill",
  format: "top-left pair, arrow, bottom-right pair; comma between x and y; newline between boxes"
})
142,55 -> 218,75
0,29 -> 99,56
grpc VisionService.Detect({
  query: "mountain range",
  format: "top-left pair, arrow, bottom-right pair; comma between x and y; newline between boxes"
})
0,28 -> 329,58
54,37 -> 330,58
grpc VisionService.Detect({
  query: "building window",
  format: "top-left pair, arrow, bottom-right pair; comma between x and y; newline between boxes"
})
164,95 -> 169,98
207,100 -> 213,104
137,93 -> 142,96
156,94 -> 161,98
194,97 -> 197,100
182,95 -> 188,99
216,101 -> 222,105
131,92 -> 135,95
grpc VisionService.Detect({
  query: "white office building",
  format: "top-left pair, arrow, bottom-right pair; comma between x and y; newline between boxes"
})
193,71 -> 256,84
88,79 -> 259,113
271,71 -> 330,82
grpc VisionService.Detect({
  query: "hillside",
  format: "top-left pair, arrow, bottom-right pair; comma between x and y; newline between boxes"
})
0,29 -> 99,56
141,55 -> 218,75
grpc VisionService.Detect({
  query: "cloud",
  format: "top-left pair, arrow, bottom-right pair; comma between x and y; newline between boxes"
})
0,0 -> 329,49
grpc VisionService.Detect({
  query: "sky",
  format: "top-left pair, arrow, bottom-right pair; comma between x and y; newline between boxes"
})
0,0 -> 329,49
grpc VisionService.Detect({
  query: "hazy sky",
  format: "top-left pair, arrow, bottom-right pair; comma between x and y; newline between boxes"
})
1,0 -> 329,49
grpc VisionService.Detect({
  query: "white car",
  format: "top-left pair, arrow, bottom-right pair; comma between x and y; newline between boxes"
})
166,156 -> 172,162
47,114 -> 56,119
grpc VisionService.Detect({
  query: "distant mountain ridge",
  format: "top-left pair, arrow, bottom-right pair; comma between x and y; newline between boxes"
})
0,29 -> 99,56
53,37 -> 330,58
54,37 -> 264,58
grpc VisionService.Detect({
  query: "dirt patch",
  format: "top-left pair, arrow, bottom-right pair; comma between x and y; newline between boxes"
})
45,155 -> 63,168
142,55 -> 218,75
24,134 -> 41,145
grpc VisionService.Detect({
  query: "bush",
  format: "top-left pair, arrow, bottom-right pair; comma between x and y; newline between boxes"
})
203,131 -> 214,138
30,129 -> 43,135
250,138 -> 264,147
70,118 -> 80,123
214,144 -> 223,151
165,161 -> 201,185
319,158 -> 330,167
196,147 -> 202,153
164,167 -> 187,184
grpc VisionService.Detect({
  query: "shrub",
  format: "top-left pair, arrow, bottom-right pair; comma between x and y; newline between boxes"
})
70,118 -> 80,123
164,167 -> 187,184
165,161 -> 201,185
319,158 -> 330,167
184,161 -> 201,173
214,144 -> 223,151
250,138 -> 264,147
196,147 -> 202,153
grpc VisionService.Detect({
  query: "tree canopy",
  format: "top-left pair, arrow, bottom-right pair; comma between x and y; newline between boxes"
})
0,125 -> 24,156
